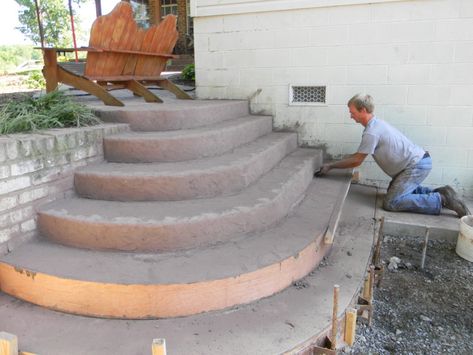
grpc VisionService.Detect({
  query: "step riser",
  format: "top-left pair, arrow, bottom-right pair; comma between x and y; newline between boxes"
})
74,135 -> 298,201
0,237 -> 330,318
96,101 -> 249,131
38,155 -> 319,252
104,117 -> 273,163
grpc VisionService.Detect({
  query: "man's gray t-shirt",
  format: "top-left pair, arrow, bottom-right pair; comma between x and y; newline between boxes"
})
357,117 -> 425,177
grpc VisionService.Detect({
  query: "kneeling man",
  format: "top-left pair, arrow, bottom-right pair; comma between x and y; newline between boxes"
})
318,94 -> 470,218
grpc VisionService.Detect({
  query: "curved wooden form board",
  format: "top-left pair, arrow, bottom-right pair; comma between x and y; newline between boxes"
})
0,236 -> 329,319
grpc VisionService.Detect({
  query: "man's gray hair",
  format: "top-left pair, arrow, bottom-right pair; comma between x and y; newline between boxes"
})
347,94 -> 375,113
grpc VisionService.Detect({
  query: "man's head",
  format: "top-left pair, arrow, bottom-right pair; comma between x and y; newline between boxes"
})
347,94 -> 374,126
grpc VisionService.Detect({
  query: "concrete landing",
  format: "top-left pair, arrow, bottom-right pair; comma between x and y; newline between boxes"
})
0,184 -> 377,355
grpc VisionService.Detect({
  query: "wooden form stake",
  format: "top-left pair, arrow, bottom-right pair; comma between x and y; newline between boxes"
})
373,217 -> 385,266
420,228 -> 430,269
331,285 -> 340,350
152,338 -> 166,355
344,308 -> 357,346
0,332 -> 18,355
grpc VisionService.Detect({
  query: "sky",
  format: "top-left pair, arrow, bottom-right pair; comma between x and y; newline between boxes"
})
0,0 -> 120,46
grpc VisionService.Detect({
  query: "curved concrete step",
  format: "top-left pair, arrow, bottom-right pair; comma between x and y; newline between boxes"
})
0,172 -> 354,319
38,149 -> 318,252
93,100 -> 249,131
75,133 -> 300,201
104,115 -> 272,163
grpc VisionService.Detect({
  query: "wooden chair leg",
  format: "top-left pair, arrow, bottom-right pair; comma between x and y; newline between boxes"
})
125,80 -> 163,103
57,67 -> 124,106
42,49 -> 59,93
156,79 -> 193,100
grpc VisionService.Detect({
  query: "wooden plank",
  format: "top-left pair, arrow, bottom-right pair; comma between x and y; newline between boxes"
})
324,170 -> 353,244
42,49 -> 59,93
151,339 -> 166,355
0,332 -> 18,355
156,79 -> 193,99
125,80 -> 163,103
344,308 -> 357,346
330,285 -> 339,350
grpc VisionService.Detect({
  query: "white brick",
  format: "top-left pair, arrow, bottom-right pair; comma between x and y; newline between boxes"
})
239,68 -> 272,86
223,50 -> 255,68
441,167 -> 473,186
270,29 -> 311,49
0,196 -> 18,213
348,65 -> 388,84
240,30 -> 276,50
425,147 -> 468,167
468,150 -> 473,167
0,206 -> 34,227
253,11 -> 294,31
349,22 -> 435,44
324,123 -> 363,143
196,86 -> 227,99
20,219 -> 36,233
0,176 -> 30,195
292,8 -> 331,28
194,17 -> 224,34
407,86 -> 451,105
436,19 -> 473,41
383,105 -> 427,126
31,167 -> 62,185
460,0 -> 473,17
426,106 -> 473,127
372,1 -> 413,22
449,85 -> 473,106
223,14 -> 255,32
18,187 -> 49,205
10,159 -> 44,176
400,126 -> 447,146
5,140 -> 19,160
0,145 -> 6,162
291,47 -> 328,66
0,225 -> 19,244
308,25 -> 349,46
364,85 -> 408,105
252,49 -> 292,68
194,34 -> 210,52
327,4 -> 372,25
408,42 -> 454,64
208,33 -> 239,52
327,44 -> 409,65
0,165 -> 10,179
326,85 -> 366,105
388,64 -> 430,84
195,51 -> 224,69
430,63 -> 473,85
455,42 -> 473,62
275,66 -> 347,86
446,127 -> 473,148
197,69 -> 239,87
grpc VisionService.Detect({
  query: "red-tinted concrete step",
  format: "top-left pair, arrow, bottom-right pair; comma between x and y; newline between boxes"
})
38,149 -> 318,252
75,133 -> 300,201
104,115 -> 272,162
93,100 -> 249,131
0,172 -> 354,319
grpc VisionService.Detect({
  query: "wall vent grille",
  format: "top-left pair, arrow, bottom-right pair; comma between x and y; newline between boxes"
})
289,85 -> 326,105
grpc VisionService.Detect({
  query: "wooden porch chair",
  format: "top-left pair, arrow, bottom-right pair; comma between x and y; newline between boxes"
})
40,1 -> 192,106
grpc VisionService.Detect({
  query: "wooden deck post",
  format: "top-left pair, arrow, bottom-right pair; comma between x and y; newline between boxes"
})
0,332 -> 18,355
152,338 -> 166,355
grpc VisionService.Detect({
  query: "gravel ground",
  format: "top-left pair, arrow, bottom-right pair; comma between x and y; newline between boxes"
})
348,235 -> 473,354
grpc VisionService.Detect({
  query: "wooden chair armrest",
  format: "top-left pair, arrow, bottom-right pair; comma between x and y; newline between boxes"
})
99,48 -> 178,59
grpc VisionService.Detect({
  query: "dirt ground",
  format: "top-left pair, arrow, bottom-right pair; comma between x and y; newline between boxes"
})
348,235 -> 473,354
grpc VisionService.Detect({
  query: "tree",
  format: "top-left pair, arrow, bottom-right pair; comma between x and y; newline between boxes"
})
15,0 -> 86,47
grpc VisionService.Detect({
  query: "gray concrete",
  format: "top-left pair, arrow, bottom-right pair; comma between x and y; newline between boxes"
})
0,184 -> 377,355
38,149 -> 318,252
74,133 -> 300,201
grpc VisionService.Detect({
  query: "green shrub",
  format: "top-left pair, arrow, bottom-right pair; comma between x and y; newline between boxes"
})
24,70 -> 46,89
181,63 -> 195,81
0,90 -> 101,134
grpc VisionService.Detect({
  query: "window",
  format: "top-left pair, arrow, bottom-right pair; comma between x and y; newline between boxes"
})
161,0 -> 178,18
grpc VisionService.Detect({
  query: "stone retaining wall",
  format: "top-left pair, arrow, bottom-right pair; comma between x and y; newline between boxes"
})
0,124 -> 129,254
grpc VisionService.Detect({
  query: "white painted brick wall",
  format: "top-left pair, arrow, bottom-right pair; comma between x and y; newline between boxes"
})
0,124 -> 129,254
194,0 -> 473,196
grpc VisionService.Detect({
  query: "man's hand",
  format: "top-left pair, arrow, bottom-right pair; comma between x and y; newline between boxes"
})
314,163 -> 331,177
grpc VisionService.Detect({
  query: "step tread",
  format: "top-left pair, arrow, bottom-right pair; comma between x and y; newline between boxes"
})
77,132 -> 297,177
41,149 -> 316,222
105,115 -> 270,140
2,171 -> 353,285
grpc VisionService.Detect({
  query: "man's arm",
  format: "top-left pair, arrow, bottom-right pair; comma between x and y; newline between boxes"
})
318,152 -> 367,175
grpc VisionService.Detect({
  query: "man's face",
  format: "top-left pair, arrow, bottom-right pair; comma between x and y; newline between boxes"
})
348,104 -> 365,124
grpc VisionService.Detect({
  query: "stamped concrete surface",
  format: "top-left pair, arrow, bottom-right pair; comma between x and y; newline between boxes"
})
0,184 -> 377,355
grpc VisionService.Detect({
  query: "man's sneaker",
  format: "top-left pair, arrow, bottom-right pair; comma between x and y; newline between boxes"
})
435,185 -> 471,218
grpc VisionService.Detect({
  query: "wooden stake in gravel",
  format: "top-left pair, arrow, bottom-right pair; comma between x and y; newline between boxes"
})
0,332 -> 18,355
331,284 -> 340,350
152,338 -> 166,355
373,217 -> 385,266
421,228 -> 430,269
